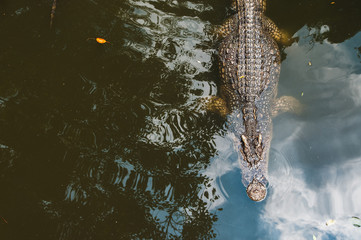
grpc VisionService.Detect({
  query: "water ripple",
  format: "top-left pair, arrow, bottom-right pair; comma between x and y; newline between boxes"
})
268,147 -> 294,202
111,0 -> 215,77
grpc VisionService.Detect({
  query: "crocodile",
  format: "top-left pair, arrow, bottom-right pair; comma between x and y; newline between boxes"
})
213,0 -> 300,201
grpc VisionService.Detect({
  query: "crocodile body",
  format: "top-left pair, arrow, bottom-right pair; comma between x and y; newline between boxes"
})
218,0 -> 281,201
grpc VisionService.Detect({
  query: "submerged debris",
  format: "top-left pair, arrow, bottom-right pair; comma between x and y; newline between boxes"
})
326,219 -> 336,226
50,0 -> 57,28
351,216 -> 361,227
1,216 -> 8,224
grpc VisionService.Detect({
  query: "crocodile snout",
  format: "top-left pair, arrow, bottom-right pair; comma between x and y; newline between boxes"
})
246,178 -> 267,202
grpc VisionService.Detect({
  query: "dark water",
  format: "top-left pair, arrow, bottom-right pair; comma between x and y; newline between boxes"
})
1,0 -> 361,239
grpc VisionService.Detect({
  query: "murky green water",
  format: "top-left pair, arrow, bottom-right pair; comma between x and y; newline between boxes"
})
1,0 -> 361,239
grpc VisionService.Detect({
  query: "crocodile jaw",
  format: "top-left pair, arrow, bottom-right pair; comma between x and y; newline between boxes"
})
234,125 -> 271,201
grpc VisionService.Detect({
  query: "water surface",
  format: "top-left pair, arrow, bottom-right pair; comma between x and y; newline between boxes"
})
1,0 -> 361,239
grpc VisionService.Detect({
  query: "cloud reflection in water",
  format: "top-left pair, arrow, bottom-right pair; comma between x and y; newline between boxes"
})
263,157 -> 361,240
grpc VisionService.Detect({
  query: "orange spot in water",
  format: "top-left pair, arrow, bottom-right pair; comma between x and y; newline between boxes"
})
96,38 -> 108,44
87,37 -> 110,44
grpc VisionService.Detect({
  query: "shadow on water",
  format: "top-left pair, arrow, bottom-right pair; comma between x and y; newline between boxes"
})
1,0 -> 361,239
268,0 -> 361,44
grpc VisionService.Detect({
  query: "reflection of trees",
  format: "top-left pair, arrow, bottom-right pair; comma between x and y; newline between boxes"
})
267,0 -> 361,44
0,1 -> 222,238
0,52 -> 221,239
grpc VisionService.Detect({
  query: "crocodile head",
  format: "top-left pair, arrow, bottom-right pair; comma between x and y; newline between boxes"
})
239,134 -> 268,201
235,131 -> 271,202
